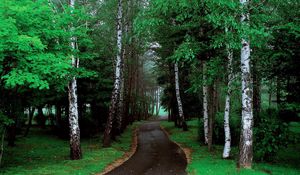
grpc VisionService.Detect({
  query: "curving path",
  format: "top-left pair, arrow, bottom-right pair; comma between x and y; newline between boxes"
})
105,121 -> 187,175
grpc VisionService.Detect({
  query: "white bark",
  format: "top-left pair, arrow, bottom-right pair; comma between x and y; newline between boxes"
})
103,0 -> 123,146
202,62 -> 209,144
155,87 -> 161,116
114,0 -> 123,131
174,62 -> 184,125
68,0 -> 81,159
223,40 -> 233,158
117,43 -> 125,131
239,0 -> 253,168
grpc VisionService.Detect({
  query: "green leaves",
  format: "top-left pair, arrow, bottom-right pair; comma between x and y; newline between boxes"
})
172,36 -> 200,62
0,0 -> 94,91
17,35 -> 45,52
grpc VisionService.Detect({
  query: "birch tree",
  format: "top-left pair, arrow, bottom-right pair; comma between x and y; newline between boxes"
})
223,35 -> 233,158
174,62 -> 187,130
103,0 -> 123,147
68,0 -> 82,160
202,62 -> 209,144
239,0 -> 254,168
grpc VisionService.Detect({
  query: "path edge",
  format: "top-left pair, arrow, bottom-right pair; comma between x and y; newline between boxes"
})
97,127 -> 139,175
160,125 -> 192,164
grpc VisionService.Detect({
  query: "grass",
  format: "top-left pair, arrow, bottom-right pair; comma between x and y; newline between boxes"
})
160,119 -> 300,175
0,122 -> 141,175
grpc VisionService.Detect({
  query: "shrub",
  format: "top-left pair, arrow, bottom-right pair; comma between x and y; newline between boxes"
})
254,109 -> 291,161
213,112 -> 241,146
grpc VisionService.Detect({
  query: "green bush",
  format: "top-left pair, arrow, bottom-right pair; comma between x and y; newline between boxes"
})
213,112 -> 241,146
197,111 -> 241,146
254,109 -> 291,161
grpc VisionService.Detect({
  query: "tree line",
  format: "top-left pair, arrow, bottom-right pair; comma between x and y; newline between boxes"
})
135,0 -> 299,169
0,0 -> 299,171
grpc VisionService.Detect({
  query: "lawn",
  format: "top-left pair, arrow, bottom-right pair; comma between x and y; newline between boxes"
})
0,123 -> 140,175
160,120 -> 300,175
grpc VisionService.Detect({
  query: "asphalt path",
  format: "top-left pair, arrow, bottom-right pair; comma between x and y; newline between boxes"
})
105,121 -> 187,175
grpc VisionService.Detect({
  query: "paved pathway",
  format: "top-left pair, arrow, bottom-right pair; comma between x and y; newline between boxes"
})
105,121 -> 187,175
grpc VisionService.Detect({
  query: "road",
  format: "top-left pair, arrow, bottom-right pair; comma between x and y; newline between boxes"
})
105,121 -> 187,175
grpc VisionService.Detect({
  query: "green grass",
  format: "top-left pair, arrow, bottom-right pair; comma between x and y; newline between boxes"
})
161,120 -> 300,175
1,123 -> 141,175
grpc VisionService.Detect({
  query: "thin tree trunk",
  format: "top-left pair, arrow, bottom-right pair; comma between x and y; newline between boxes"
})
68,0 -> 82,160
151,89 -> 155,116
135,56 -> 140,121
253,61 -> 261,121
268,80 -> 272,108
55,104 -> 62,127
223,45 -> 233,159
0,128 -> 6,166
24,107 -> 35,137
37,106 -> 46,129
208,85 -> 216,151
174,62 -> 187,131
116,46 -> 125,134
8,93 -> 21,147
156,92 -> 161,117
103,0 -> 123,147
276,77 -> 281,109
239,0 -> 253,168
202,62 -> 209,144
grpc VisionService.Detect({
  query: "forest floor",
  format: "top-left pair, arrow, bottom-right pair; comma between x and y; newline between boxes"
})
160,119 -> 300,175
0,122 -> 141,175
105,121 -> 187,175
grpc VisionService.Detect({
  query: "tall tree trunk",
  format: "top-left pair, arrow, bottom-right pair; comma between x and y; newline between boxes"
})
253,61 -> 261,121
174,62 -> 187,131
37,106 -> 46,129
103,0 -> 123,147
239,0 -> 253,168
8,93 -> 21,147
116,47 -> 125,135
151,89 -> 155,116
155,88 -> 160,116
68,0 -> 82,160
268,80 -> 273,108
24,107 -> 35,137
0,128 -> 6,166
55,104 -> 62,127
276,77 -> 281,109
208,84 -> 216,151
202,62 -> 209,144
223,45 -> 233,159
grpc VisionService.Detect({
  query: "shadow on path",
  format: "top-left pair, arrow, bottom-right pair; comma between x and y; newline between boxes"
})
105,121 -> 187,175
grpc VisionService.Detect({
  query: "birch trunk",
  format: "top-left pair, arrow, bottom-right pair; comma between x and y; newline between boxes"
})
202,62 -> 209,144
103,0 -> 123,147
116,45 -> 125,134
68,0 -> 82,160
155,87 -> 161,116
223,44 -> 233,159
174,62 -> 186,130
239,0 -> 254,168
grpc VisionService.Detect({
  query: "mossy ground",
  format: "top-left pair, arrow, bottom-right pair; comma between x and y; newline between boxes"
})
0,122 -> 141,175
160,120 -> 300,175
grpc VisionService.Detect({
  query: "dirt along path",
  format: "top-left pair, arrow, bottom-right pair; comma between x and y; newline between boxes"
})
105,121 -> 187,175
